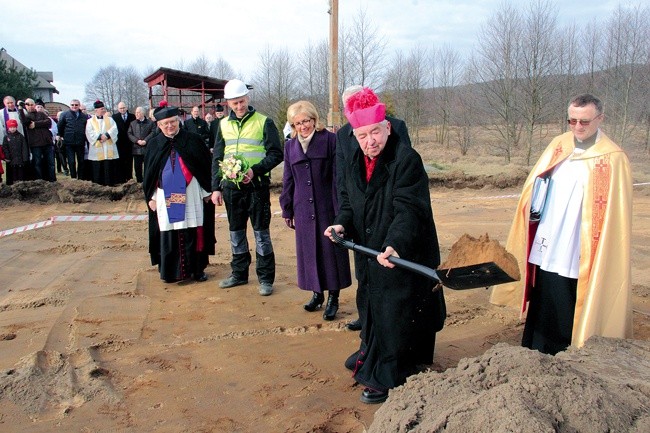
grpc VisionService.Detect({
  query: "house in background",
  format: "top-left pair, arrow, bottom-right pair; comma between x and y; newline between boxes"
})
1,47 -> 59,103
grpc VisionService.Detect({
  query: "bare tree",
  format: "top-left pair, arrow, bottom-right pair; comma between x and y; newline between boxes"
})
555,22 -> 581,132
345,7 -> 387,88
297,39 -> 329,117
85,65 -> 122,111
187,54 -> 214,76
252,45 -> 299,129
472,1 -> 524,162
213,57 -> 235,80
600,4 -> 650,146
119,66 -> 149,110
434,45 -> 463,148
518,0 -> 559,164
581,17 -> 602,93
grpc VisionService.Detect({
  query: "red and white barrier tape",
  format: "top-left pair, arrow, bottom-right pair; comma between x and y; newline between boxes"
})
0,219 -> 53,238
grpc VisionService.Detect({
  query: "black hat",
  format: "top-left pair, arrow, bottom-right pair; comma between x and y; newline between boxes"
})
35,98 -> 45,106
215,104 -> 224,112
154,106 -> 179,121
93,100 -> 105,109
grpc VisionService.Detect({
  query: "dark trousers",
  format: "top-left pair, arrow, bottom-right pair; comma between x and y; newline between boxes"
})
223,186 -> 275,283
66,144 -> 86,179
31,146 -> 56,181
133,154 -> 144,183
117,145 -> 133,183
522,267 -> 577,355
90,159 -> 118,186
55,143 -> 68,173
4,164 -> 27,185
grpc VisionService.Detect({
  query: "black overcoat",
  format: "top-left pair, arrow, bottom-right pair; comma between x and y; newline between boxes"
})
334,132 -> 445,392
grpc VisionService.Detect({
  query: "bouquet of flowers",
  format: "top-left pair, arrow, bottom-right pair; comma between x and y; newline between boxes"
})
219,154 -> 250,189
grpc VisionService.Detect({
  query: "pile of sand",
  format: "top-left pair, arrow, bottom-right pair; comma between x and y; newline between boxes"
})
369,337 -> 650,432
0,179 -> 142,204
440,233 -> 520,281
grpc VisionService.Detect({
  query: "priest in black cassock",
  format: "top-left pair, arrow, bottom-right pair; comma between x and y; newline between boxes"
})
143,106 -> 216,283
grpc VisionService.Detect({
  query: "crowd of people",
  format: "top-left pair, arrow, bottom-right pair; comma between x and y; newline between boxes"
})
0,95 -> 234,187
1,82 -> 633,405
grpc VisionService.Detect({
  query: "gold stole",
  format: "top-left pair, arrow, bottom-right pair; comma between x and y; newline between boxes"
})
90,116 -> 114,160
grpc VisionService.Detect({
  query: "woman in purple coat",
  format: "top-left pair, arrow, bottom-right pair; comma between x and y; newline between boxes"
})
280,101 -> 352,320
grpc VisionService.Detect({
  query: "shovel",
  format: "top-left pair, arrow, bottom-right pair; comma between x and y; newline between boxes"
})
330,230 -> 517,291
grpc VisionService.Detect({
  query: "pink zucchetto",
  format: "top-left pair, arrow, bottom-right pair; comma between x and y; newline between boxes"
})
344,87 -> 386,128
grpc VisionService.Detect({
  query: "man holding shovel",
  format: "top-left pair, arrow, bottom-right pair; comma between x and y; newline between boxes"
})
324,87 -> 446,404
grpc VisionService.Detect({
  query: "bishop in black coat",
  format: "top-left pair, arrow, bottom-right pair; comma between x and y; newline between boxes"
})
143,109 -> 216,283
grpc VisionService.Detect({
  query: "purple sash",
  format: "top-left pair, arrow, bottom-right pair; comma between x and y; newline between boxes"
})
3,109 -> 9,132
162,148 -> 187,223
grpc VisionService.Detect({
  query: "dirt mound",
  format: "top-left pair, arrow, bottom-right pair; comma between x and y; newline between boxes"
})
428,169 -> 529,189
0,179 -> 143,204
440,233 -> 520,281
369,337 -> 650,433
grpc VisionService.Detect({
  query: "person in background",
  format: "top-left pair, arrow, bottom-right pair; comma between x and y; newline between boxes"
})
280,100 -> 351,320
324,87 -> 445,404
490,94 -> 633,355
21,98 -> 55,181
143,105 -> 215,283
36,102 -> 67,177
2,118 -> 29,184
211,79 -> 283,296
1,96 -> 27,184
127,106 -> 156,183
208,104 -> 226,150
57,99 -> 88,179
204,112 -> 214,127
336,85 -> 412,332
112,101 -> 136,183
85,100 -> 119,186
1,96 -> 26,143
184,105 -> 210,147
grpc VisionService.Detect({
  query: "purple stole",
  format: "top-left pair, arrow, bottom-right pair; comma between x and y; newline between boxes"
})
162,148 -> 187,223
3,109 -> 11,132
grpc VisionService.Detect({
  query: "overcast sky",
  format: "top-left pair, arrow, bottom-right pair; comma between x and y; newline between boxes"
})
0,0 -> 627,104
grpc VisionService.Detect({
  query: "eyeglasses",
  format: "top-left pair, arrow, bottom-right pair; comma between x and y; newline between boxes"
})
70,104 -> 79,106
567,114 -> 601,126
292,118 -> 313,128
25,102 -> 34,106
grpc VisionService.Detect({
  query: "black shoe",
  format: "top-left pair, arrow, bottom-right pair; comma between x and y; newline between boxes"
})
360,388 -> 388,404
304,292 -> 324,312
323,291 -> 339,320
346,318 -> 362,331
344,350 -> 360,371
193,272 -> 208,282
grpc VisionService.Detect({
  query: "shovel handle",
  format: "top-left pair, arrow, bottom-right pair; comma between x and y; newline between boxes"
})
330,230 -> 442,284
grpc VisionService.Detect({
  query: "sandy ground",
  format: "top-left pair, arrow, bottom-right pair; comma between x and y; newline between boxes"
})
0,179 -> 648,433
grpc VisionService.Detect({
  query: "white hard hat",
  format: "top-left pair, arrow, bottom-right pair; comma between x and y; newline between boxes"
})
224,79 -> 249,99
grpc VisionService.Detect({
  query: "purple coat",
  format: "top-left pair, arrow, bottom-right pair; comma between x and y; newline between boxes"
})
280,129 -> 351,293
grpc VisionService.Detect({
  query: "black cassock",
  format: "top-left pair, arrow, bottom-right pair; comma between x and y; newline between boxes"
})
143,129 -> 215,281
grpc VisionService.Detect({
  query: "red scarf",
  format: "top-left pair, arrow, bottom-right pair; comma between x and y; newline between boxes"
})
364,156 -> 378,183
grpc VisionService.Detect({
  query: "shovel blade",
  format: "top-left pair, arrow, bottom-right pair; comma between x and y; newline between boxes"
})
436,262 -> 517,290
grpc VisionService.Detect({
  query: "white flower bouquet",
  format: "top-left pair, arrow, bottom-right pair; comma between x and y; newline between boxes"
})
219,154 -> 250,189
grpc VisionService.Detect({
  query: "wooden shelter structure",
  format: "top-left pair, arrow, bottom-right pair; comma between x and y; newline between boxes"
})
143,67 -> 252,116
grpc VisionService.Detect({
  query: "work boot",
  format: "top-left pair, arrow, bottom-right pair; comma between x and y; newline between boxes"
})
258,283 -> 273,296
219,275 -> 248,288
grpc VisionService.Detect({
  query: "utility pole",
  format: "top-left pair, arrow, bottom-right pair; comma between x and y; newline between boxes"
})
327,0 -> 340,130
